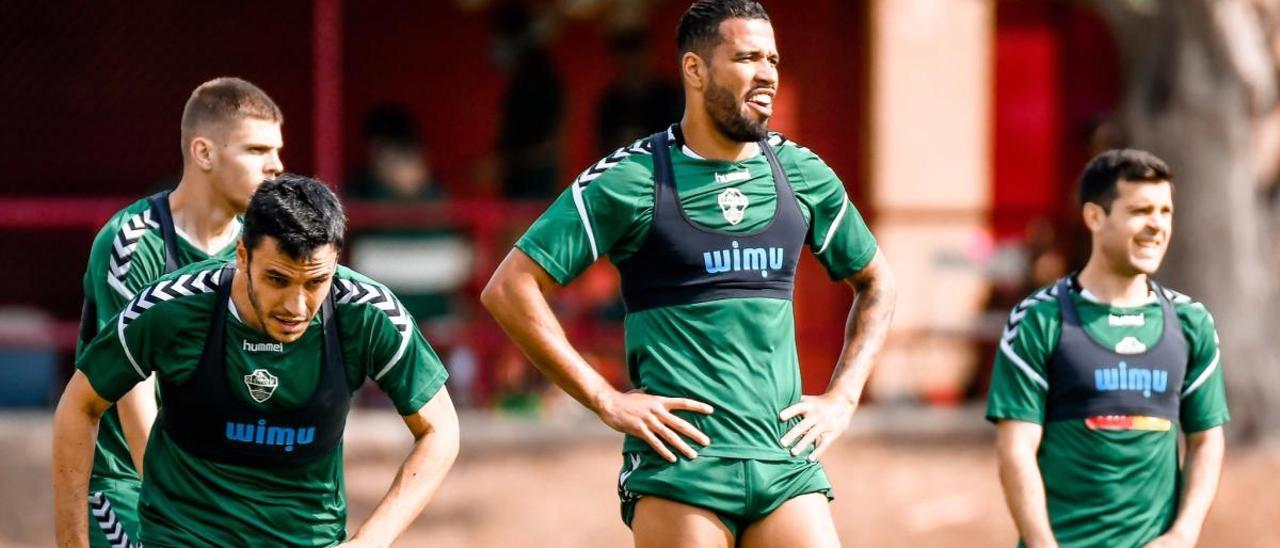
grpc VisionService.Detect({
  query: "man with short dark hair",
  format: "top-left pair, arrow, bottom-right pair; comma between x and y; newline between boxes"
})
988,149 -> 1228,547
55,175 -> 459,546
73,76 -> 283,547
482,1 -> 896,546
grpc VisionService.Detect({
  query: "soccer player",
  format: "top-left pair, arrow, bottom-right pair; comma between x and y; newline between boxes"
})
988,150 -> 1228,547
54,175 -> 459,546
482,1 -> 896,546
73,76 -> 283,548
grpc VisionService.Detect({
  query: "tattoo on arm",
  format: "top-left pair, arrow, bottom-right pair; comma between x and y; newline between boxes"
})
828,251 -> 896,399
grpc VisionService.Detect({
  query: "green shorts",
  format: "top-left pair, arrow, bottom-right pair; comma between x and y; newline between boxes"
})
618,452 -> 833,538
88,484 -> 141,548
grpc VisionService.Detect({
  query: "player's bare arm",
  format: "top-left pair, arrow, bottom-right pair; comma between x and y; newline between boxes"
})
482,248 -> 714,462
780,249 -> 895,460
1144,426 -> 1225,548
52,371 -> 115,548
115,376 -> 157,475
343,388 -> 461,547
995,420 -> 1058,548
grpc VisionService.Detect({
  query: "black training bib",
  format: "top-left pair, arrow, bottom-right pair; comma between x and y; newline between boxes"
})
158,264 -> 354,466
1045,276 -> 1188,422
617,127 -> 808,312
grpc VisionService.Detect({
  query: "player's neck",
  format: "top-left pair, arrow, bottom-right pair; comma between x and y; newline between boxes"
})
679,116 -> 759,162
169,175 -> 241,255
229,270 -> 265,333
1077,259 -> 1150,307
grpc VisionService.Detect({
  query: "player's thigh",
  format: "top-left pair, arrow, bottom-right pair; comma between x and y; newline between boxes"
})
632,496 -> 735,548
738,493 -> 840,548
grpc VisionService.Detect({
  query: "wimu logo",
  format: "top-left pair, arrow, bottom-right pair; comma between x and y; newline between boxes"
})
703,241 -> 785,278
1094,361 -> 1168,398
225,419 -> 316,452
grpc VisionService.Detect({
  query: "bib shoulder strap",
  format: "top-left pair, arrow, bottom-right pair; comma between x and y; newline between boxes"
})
1054,277 -> 1081,328
147,191 -> 181,274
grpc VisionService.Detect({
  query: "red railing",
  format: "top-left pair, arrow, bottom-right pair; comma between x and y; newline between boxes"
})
0,196 -> 550,352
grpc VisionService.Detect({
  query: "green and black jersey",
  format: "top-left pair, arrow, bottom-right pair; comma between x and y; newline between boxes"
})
986,281 -> 1228,547
78,196 -> 239,535
517,128 -> 878,459
76,259 -> 448,546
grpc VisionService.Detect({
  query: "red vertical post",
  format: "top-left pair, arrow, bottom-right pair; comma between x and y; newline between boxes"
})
313,0 -> 343,189
992,4 -> 1062,241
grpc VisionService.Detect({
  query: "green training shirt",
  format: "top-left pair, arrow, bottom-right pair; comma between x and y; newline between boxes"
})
516,128 -> 878,459
985,280 -> 1229,547
76,259 -> 448,546
79,196 -> 239,500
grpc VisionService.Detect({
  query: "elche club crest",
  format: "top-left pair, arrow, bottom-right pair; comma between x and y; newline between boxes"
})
718,187 -> 749,225
243,369 -> 279,403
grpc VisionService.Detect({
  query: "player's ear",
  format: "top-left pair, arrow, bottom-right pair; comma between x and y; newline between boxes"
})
1082,202 -> 1106,232
190,136 -> 215,172
681,51 -> 706,91
235,240 -> 248,271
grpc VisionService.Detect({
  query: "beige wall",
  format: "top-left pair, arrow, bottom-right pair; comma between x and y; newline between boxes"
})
867,0 -> 994,402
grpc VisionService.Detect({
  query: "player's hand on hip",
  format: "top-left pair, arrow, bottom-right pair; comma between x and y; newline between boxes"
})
596,389 -> 713,462
779,393 -> 858,461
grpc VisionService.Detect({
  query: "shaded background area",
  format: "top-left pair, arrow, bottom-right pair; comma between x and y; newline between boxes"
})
3,0 -> 1279,545
0,0 -> 1117,409
0,0 -> 879,408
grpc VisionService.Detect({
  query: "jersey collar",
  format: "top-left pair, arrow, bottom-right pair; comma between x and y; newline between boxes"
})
668,123 -> 763,162
1070,274 -> 1158,306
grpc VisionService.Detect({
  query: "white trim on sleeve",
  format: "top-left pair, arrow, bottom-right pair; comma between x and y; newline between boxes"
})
115,316 -> 148,380
817,197 -> 849,255
571,182 -> 600,261
373,333 -> 413,382
999,338 -> 1049,390
1181,349 -> 1220,398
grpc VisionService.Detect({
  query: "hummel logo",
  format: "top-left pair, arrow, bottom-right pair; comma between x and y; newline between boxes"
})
1109,314 -> 1145,327
243,340 -> 283,353
714,168 -> 750,184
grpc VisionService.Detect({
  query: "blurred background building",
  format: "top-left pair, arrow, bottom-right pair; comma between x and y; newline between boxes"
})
2,1 -> 1278,545
0,0 -> 1122,413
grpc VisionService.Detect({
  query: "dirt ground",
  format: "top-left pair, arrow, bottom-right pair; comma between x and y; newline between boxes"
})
357,440 -> 1280,548
4,412 -> 1278,547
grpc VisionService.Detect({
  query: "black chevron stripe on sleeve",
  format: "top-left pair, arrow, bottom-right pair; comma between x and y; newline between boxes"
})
106,210 -> 160,298
89,492 -> 134,548
575,138 -> 654,190
119,270 -> 221,328
336,280 -> 411,333
1001,283 -> 1059,345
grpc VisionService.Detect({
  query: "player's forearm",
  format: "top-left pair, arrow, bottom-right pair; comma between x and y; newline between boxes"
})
117,375 -> 158,476
481,268 -> 617,414
52,394 -> 104,547
826,254 -> 896,403
351,412 -> 460,545
1168,427 -> 1224,541
996,443 -> 1057,547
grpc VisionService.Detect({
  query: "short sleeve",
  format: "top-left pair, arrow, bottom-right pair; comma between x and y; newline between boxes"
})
1178,307 -> 1229,433
86,212 -> 164,326
986,294 -> 1057,424
784,147 -> 877,280
344,284 -> 449,416
76,297 -> 160,402
515,147 -> 650,285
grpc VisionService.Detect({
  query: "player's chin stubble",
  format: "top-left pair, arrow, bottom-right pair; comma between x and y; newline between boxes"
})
705,79 -> 769,142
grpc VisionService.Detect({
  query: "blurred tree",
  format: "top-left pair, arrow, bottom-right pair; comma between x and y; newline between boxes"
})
1090,0 -> 1280,442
